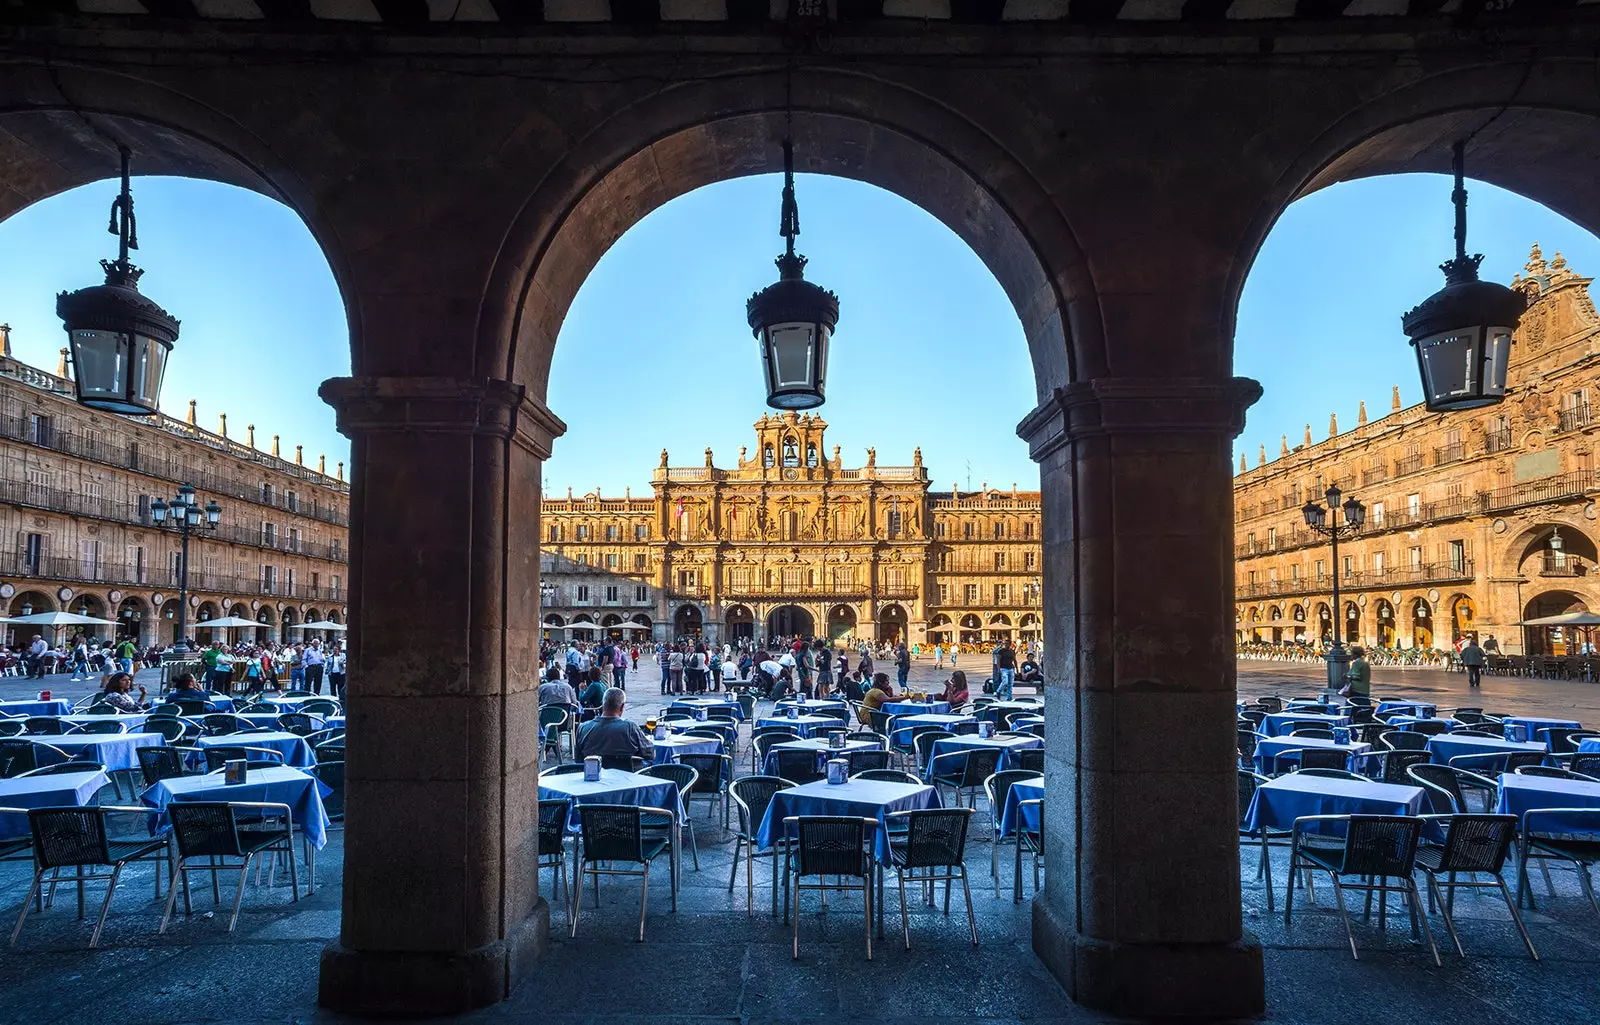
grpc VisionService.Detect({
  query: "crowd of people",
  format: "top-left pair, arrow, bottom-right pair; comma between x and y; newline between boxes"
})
2,631 -> 346,699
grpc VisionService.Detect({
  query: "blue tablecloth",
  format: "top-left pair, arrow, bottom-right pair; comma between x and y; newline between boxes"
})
1376,701 -> 1437,716
1260,712 -> 1351,737
58,713 -> 150,731
0,699 -> 74,718
774,698 -> 847,713
1244,774 -> 1424,833
0,769 -> 109,840
1503,716 -> 1584,737
538,768 -> 685,829
648,734 -> 722,765
998,777 -> 1045,836
31,732 -> 162,771
234,712 -> 291,729
1252,737 -> 1371,775
882,700 -> 952,716
196,731 -> 316,768
1428,734 -> 1548,766
762,737 -> 878,776
756,714 -> 840,739
324,716 -> 347,732
1579,738 -> 1600,754
1497,774 -> 1600,826
667,698 -> 745,721
1385,715 -> 1456,732
888,713 -> 975,746
756,777 -> 940,861
266,695 -> 338,711
143,765 -> 333,848
924,735 -> 1043,779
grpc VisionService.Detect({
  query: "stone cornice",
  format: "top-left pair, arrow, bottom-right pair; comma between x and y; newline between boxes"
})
1018,377 -> 1262,462
318,376 -> 567,458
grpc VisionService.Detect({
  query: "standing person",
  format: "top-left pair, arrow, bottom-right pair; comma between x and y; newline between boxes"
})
303,640 -> 326,695
68,634 -> 90,681
214,646 -> 236,695
566,643 -> 584,693
934,643 -> 945,670
328,644 -> 348,700
1483,634 -> 1500,654
894,642 -> 910,692
995,641 -> 1017,700
289,643 -> 306,689
813,639 -> 833,699
114,635 -> 138,675
857,648 -> 874,680
688,642 -> 708,694
596,639 -> 614,688
1343,646 -> 1372,699
25,634 -> 47,679
669,646 -> 685,695
611,643 -> 629,692
659,642 -> 672,694
1458,635 -> 1485,688
796,642 -> 814,697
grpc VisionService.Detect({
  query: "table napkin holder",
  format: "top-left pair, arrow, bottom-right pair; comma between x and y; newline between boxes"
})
825,759 -> 848,785
1332,726 -> 1350,745
224,759 -> 247,785
828,732 -> 845,749
654,724 -> 667,741
1504,722 -> 1527,743
787,706 -> 799,719
796,693 -> 806,705
695,707 -> 708,721
583,756 -> 602,781
978,721 -> 995,739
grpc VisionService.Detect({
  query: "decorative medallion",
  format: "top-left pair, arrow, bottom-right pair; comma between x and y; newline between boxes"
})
784,468 -> 798,480
108,590 -> 122,603
0,584 -> 12,599
57,587 -> 72,601
1493,518 -> 1509,534
1357,594 -> 1368,607
1587,503 -> 1598,521
1390,591 -> 1401,604
86,525 -> 99,537
189,595 -> 199,607
31,517 -> 44,528
251,599 -> 260,611
152,592 -> 164,605
1428,589 -> 1440,603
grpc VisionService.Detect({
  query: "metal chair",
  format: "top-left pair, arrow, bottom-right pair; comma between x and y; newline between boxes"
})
199,714 -> 247,736
784,815 -> 875,960
142,716 -> 190,744
910,729 -> 955,775
927,747 -> 1002,809
1015,748 -> 1044,774
845,729 -> 886,749
772,748 -> 824,785
1538,727 -> 1586,753
1406,763 -> 1496,814
1268,747 -> 1349,775
1237,729 -> 1264,766
1516,808 -> 1600,920
539,706 -> 571,762
678,752 -> 732,828
1573,753 -> 1600,777
10,806 -> 170,948
1378,730 -> 1429,752
1406,719 -> 1451,737
1293,767 -> 1363,781
845,748 -> 891,774
570,803 -> 677,942
884,807 -> 978,949
277,713 -> 320,736
1014,798 -> 1043,903
751,729 -> 799,774
80,703 -> 119,716
638,762 -> 700,870
1356,748 -> 1431,785
853,769 -> 921,785
16,762 -> 107,778
313,741 -> 346,763
1288,727 -> 1336,741
1284,814 -> 1438,965
21,718 -> 67,736
160,801 -> 299,932
728,775 -> 793,916
544,762 -> 584,775
985,769 -> 1039,899
537,798 -> 572,925
1413,814 -> 1536,960
299,699 -> 341,716
1514,765 -> 1600,782
1237,768 -> 1293,912
73,720 -> 127,735
0,740 -> 65,779
201,746 -> 286,771
310,761 -> 345,822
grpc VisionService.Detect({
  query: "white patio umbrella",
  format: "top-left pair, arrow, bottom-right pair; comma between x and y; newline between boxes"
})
193,615 -> 268,629
290,620 -> 348,632
3,611 -> 118,627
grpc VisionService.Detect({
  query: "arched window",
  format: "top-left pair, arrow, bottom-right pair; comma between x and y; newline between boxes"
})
782,437 -> 799,467
806,444 -> 818,468
763,445 -> 774,468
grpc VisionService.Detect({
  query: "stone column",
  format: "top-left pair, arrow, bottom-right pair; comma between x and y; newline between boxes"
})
1018,376 -> 1265,1019
316,376 -> 565,1017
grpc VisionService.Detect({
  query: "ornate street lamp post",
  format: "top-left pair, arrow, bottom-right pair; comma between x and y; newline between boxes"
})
150,483 -> 221,645
56,147 -> 180,416
1302,484 -> 1366,692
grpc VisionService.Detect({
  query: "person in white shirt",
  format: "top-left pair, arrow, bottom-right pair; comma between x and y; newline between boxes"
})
720,657 -> 739,688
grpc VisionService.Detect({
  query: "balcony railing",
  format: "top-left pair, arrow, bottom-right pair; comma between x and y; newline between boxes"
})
1433,443 -> 1465,466
1361,466 -> 1387,486
1485,428 -> 1514,453
1558,406 -> 1592,433
0,550 -> 342,602
1394,454 -> 1424,476
1542,554 -> 1586,577
1236,560 -> 1474,599
1483,471 -> 1598,513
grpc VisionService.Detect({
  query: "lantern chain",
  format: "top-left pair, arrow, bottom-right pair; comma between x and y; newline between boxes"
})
107,145 -> 139,272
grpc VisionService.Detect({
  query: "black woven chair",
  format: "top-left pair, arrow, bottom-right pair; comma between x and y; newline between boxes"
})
845,729 -> 886,749
728,775 -> 792,916
927,747 -> 1002,809
985,769 -> 1039,899
866,709 -> 895,738
1406,763 -> 1496,814
73,719 -> 127,735
160,801 -> 298,932
1516,808 -> 1600,921
16,761 -> 107,778
1378,730 -> 1429,752
678,752 -> 732,828
1406,719 -> 1451,737
845,748 -> 891,774
142,716 -> 190,744
1014,798 -> 1043,903
132,746 -> 191,788
1356,749 -> 1431,785
202,746 -> 285,771
771,748 -> 824,786
0,720 -> 23,738
21,718 -> 66,736
0,740 -> 61,779
1294,767 -> 1363,781
909,729 -> 955,776
571,803 -> 677,942
199,714 -> 247,737
80,703 -> 119,716
537,798 -> 572,924
1514,765 -> 1600,782
1271,747 -> 1349,774
1538,727 -> 1586,753
9,806 -> 170,948
784,815 -> 875,960
751,730 -> 799,774
1237,769 -> 1293,912
638,763 -> 700,870
1254,697 -> 1283,714
313,741 -> 346,763
1285,814 -> 1437,964
310,761 -> 345,822
277,713 -> 320,736
1289,727 -> 1336,741
854,769 -> 921,785
299,699 -> 341,717
884,807 -> 977,949
1414,814 -> 1536,959
1573,753 -> 1600,777
1236,729 -> 1263,766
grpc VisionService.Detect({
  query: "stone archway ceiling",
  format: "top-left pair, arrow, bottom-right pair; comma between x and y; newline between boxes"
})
23,1 -> 1560,28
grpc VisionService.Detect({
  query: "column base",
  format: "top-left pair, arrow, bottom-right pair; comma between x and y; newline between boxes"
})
319,898 -> 550,1017
1033,896 -> 1264,1018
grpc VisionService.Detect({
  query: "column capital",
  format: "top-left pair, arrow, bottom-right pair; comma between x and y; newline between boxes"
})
1017,376 -> 1262,461
319,376 -> 567,458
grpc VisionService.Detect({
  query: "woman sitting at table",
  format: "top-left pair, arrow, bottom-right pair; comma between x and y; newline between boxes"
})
857,672 -> 896,724
938,670 -> 970,708
96,671 -> 146,712
578,674 -> 607,711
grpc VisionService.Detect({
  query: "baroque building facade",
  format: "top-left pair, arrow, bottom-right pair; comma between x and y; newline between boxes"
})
1235,246 -> 1600,657
539,413 -> 1042,647
0,335 -> 350,649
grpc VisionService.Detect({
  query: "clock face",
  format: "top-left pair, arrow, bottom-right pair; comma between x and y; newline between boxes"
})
785,468 -> 798,480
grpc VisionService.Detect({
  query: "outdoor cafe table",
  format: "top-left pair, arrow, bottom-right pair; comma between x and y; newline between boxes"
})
0,768 -> 109,840
58,712 -> 151,731
668,697 -> 745,720
324,716 -> 346,732
882,700 -> 952,716
1252,736 -> 1372,775
756,714 -> 839,739
924,734 -> 1043,779
774,698 -> 847,714
1427,734 -> 1549,766
0,699 -> 73,718
234,711 -> 297,729
1244,774 -> 1426,835
888,712 -> 976,746
1385,715 -> 1458,731
142,765 -> 333,889
195,730 -> 316,768
1377,700 -> 1438,717
997,776 -> 1045,837
537,767 -> 686,830
30,732 -> 163,771
1502,715 -> 1584,738
1579,738 -> 1600,754
1497,772 -> 1600,821
649,733 -> 723,765
762,737 -> 878,776
1260,711 -> 1352,737
756,777 -> 940,862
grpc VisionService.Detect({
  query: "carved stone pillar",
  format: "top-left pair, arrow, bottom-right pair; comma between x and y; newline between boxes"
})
1018,376 -> 1265,1019
316,376 -> 565,1016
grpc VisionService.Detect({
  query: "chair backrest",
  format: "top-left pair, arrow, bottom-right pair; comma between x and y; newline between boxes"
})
1566,732 -> 1600,752
677,753 -> 729,793
138,745 -> 190,786
845,748 -> 891,773
168,802 -> 247,858
28,807 -> 112,868
283,690 -> 312,697
1289,727 -> 1335,741
912,729 -> 955,770
538,706 -> 568,729
82,703 -> 119,716
1297,748 -> 1350,772
867,709 -> 894,736
1236,729 -> 1262,760
844,729 -> 886,749
1379,730 -> 1429,752
1504,751 -> 1547,772
1348,707 -> 1376,725
202,746 -> 285,771
892,807 -> 974,868
0,739 -> 41,778
730,775 -> 790,836
1513,765 -> 1596,781
278,713 -> 318,736
773,748 -> 824,784
854,769 -> 921,785
1539,727 -> 1583,751
984,768 -> 1038,823
599,754 -> 641,772
300,699 -> 341,716
683,728 -> 729,751
812,725 -> 850,741
639,761 -> 699,799
793,816 -> 868,878
312,760 -> 346,820
1294,767 -> 1363,780
1236,768 -> 1268,828
1381,749 -> 1431,784
1255,697 -> 1283,714
1572,753 -> 1600,777
1015,748 -> 1045,774
314,742 -> 346,762
18,761 -> 107,778
753,733 -> 796,764
1239,709 -> 1267,728
544,762 -> 584,775
951,747 -> 1004,786
241,701 -> 280,713
1335,815 -> 1422,876
1452,710 -> 1487,724
200,714 -> 242,736
1408,719 -> 1451,736
150,703 -> 183,717
537,797 -> 571,851
575,804 -> 646,863
23,717 -> 65,735
736,693 -> 756,720
75,719 -> 127,735
1406,763 -> 1476,813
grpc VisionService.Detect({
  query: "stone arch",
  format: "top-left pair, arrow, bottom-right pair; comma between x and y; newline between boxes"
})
115,595 -> 150,647
488,72 -> 1101,403
1374,598 -> 1397,649
826,604 -> 856,644
1410,596 -> 1435,649
1447,593 -> 1477,645
1499,520 -> 1599,580
255,605 -> 276,647
673,604 -> 703,640
877,603 -> 909,645
1522,588 -> 1598,657
279,605 -> 298,645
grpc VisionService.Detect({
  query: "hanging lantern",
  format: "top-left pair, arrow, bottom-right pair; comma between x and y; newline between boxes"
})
1402,140 -> 1524,412
56,147 -> 179,416
746,138 -> 839,410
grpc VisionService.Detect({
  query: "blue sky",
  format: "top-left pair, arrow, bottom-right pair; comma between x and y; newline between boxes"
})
0,173 -> 1595,495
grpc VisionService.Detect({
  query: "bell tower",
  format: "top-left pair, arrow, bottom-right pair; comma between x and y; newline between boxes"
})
750,412 -> 829,480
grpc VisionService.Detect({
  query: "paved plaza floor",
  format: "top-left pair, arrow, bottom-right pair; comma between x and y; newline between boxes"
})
1,657 -> 1598,1023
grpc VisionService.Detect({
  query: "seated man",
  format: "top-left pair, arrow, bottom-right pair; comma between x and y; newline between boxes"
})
165,672 -> 213,710
575,687 -> 654,769
537,668 -> 578,710
1018,658 -> 1045,685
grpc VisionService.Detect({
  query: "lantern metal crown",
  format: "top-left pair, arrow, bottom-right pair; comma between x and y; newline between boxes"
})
746,136 -> 839,410
55,147 -> 180,417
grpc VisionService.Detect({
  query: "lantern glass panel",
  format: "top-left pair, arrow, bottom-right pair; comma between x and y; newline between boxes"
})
69,329 -> 131,408
1414,326 -> 1511,410
133,334 -> 170,411
762,321 -> 829,409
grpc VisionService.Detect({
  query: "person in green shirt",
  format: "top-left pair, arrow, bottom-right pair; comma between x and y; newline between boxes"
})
114,637 -> 138,673
578,677 -> 607,710
1345,646 -> 1372,698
